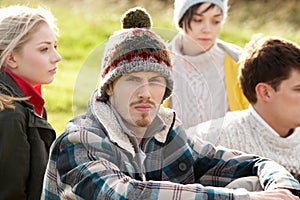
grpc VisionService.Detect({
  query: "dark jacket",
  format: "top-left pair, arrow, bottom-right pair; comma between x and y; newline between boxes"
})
0,71 -> 56,200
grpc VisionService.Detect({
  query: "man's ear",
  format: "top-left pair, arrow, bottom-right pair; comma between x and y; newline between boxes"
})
255,83 -> 272,102
106,84 -> 113,96
4,52 -> 18,69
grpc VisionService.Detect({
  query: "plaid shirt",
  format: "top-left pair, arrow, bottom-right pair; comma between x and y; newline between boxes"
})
42,92 -> 300,200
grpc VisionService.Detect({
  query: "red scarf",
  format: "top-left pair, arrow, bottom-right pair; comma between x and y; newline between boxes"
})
5,70 -> 45,116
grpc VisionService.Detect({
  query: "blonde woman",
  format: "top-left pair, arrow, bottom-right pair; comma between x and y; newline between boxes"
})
0,5 -> 61,199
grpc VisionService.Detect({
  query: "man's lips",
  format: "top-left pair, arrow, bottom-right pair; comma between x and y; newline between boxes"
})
134,104 -> 153,112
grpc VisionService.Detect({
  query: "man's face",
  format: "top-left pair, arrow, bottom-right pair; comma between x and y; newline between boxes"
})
107,71 -> 166,131
268,69 -> 300,131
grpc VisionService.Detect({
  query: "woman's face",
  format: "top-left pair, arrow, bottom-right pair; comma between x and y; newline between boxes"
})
183,3 -> 223,51
8,22 -> 61,87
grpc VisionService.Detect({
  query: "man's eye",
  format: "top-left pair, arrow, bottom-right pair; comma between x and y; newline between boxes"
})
150,79 -> 162,83
127,77 -> 140,82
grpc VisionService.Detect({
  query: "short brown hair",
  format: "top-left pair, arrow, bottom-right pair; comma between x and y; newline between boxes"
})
239,35 -> 300,104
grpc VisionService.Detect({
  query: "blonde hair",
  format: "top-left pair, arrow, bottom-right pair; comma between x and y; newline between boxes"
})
0,93 -> 15,110
0,5 -> 58,109
0,84 -> 28,110
0,5 -> 58,67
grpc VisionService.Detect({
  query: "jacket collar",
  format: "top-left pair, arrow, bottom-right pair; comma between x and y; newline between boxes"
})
4,70 -> 44,116
89,90 -> 175,156
0,70 -> 24,97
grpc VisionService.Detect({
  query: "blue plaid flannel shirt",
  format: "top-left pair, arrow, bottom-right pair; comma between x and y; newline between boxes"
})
42,92 -> 300,200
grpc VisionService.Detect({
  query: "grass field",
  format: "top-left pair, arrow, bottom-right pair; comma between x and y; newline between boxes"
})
1,0 -> 300,135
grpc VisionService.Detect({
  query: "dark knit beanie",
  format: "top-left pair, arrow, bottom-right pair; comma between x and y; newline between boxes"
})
97,28 -> 173,102
121,7 -> 152,29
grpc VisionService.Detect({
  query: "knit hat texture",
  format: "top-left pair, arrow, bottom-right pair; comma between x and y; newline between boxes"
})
98,28 -> 173,102
121,7 -> 152,29
174,0 -> 228,28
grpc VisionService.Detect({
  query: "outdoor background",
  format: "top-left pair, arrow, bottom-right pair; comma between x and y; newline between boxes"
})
1,0 -> 300,135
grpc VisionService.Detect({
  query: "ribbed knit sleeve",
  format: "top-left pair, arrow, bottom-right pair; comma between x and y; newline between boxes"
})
187,109 -> 300,182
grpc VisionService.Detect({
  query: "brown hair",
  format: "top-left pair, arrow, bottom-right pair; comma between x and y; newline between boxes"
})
239,34 -> 300,103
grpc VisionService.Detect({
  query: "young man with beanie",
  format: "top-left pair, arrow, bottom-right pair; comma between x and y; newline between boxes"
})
187,35 -> 300,183
42,28 -> 300,199
166,0 -> 249,129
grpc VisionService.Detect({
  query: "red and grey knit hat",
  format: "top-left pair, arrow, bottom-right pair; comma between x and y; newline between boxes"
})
97,28 -> 173,102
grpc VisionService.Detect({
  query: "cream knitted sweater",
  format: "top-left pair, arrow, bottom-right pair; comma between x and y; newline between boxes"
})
168,33 -> 242,129
187,106 -> 300,181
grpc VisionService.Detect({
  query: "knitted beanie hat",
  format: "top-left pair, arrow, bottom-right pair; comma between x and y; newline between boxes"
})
97,28 -> 173,102
174,0 -> 228,28
121,6 -> 152,29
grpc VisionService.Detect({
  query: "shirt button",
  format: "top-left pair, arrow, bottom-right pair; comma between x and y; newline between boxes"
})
178,162 -> 187,172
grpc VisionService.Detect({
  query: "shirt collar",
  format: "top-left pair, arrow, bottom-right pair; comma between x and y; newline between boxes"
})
249,105 -> 281,137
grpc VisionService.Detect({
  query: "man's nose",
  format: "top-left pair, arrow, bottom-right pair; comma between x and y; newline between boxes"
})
137,83 -> 151,99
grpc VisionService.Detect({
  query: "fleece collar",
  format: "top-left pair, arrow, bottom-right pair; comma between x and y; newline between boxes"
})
90,90 -> 175,156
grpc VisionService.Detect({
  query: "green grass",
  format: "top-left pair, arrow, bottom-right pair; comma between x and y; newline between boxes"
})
1,0 -> 300,135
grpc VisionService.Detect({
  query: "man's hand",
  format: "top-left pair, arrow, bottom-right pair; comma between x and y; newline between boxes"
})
249,189 -> 300,199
